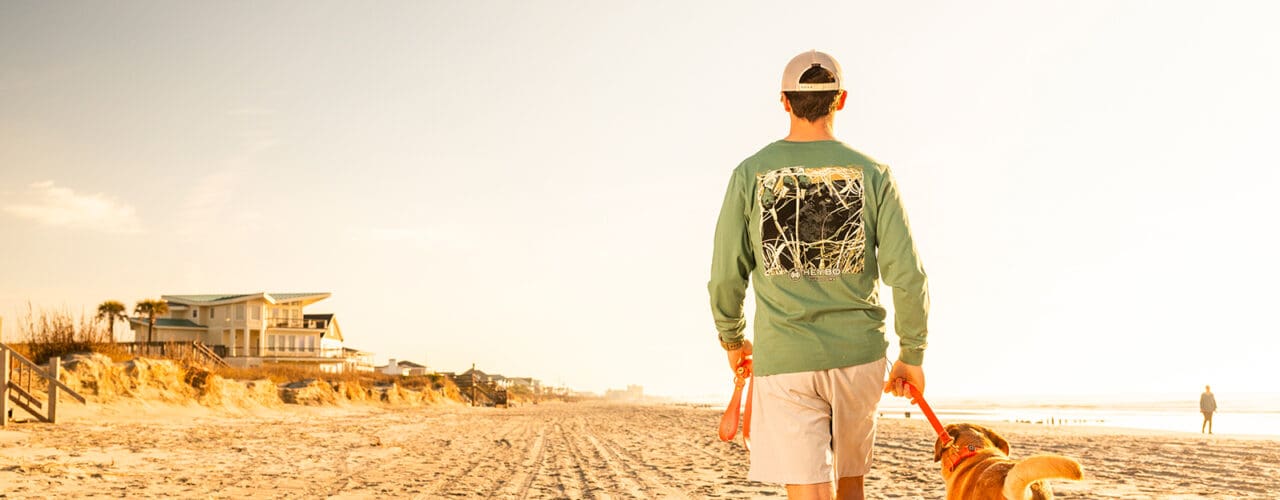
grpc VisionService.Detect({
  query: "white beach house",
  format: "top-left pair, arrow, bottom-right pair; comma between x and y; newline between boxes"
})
127,292 -> 354,372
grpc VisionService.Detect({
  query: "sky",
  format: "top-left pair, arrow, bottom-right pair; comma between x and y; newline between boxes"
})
1,1 -> 1277,402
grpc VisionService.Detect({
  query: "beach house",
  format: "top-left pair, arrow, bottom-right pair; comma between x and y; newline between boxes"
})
127,292 -> 357,372
377,359 -> 430,376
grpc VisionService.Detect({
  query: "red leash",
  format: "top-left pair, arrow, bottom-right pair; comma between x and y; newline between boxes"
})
906,382 -> 984,472
905,382 -> 951,447
718,357 -> 753,449
901,381 -> 952,447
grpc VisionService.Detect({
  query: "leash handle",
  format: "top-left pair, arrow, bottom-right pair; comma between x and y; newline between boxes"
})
719,357 -> 753,443
904,382 -> 950,446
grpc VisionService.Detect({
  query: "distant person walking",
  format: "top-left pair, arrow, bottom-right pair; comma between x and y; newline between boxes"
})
1200,385 -> 1217,434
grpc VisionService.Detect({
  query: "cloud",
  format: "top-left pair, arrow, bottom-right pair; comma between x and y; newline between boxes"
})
3,181 -> 143,234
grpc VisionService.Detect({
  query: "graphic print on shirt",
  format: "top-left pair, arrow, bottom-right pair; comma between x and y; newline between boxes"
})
756,166 -> 865,280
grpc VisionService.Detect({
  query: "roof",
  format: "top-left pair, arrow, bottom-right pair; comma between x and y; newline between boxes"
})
164,294 -> 256,303
128,318 -> 205,329
269,293 -> 331,302
304,313 -> 334,320
397,360 -> 427,368
162,292 -> 331,306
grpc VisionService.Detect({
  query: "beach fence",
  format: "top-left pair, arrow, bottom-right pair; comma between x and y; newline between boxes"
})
1,343 -> 86,426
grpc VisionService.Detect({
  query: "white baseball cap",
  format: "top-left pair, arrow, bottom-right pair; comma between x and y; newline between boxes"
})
781,50 -> 842,92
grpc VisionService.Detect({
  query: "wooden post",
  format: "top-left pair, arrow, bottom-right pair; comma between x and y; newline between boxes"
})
1,348 -> 9,428
47,356 -> 59,424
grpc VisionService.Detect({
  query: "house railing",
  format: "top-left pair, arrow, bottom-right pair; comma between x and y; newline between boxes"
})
116,341 -> 228,368
217,346 -> 344,359
265,317 -> 328,329
2,344 -> 87,426
452,373 -> 509,408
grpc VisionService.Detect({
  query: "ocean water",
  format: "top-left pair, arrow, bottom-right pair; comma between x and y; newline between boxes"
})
875,393 -> 1280,438
686,392 -> 1280,438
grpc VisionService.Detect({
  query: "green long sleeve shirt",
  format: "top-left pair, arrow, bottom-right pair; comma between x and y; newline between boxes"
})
708,140 -> 930,377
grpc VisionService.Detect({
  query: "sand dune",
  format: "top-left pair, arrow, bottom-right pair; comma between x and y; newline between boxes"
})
2,400 -> 1278,499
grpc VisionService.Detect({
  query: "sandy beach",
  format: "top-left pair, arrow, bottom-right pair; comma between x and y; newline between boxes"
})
2,401 -> 1277,499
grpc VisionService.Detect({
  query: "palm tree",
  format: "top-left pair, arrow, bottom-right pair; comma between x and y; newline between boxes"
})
96,300 -> 127,344
133,299 -> 170,345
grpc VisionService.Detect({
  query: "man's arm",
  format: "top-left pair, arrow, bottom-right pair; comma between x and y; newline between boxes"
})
875,167 -> 930,396
708,169 -> 755,358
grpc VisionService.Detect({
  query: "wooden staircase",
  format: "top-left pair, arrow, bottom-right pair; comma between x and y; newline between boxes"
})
452,374 -> 508,407
2,344 -> 86,426
192,341 -> 229,368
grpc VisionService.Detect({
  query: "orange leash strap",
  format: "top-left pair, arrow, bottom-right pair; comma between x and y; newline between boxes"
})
905,381 -> 950,447
742,366 -> 753,450
718,357 -> 753,450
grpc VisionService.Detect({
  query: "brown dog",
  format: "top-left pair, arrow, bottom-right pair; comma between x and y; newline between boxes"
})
933,423 -> 1083,500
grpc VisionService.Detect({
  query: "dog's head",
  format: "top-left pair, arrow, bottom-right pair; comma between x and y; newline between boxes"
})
932,423 -> 1010,463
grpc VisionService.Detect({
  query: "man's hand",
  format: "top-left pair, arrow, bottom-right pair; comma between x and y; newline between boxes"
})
883,360 -> 925,403
726,339 -> 753,378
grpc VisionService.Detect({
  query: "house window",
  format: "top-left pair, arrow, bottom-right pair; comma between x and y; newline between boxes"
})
267,335 -> 275,350
211,307 -> 218,319
192,310 -> 198,318
235,305 -> 245,320
251,306 -> 260,320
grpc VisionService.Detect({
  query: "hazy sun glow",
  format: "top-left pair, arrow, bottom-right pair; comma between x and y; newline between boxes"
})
2,1 -> 1277,403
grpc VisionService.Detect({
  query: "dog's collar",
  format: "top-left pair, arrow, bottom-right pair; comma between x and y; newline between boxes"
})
944,444 -> 980,472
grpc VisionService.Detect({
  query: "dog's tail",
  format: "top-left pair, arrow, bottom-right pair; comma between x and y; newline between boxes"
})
1002,454 -> 1083,500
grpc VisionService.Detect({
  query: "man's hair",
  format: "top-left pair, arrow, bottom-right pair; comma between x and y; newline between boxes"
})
783,66 -> 841,122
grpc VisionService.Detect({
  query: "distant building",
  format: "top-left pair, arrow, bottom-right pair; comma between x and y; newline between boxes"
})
459,367 -> 495,383
460,367 -> 544,391
377,359 -> 430,376
606,385 -> 644,402
506,377 -> 542,393
343,348 -> 376,373
127,292 -> 370,373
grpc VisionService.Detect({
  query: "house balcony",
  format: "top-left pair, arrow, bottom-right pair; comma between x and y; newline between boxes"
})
265,317 -> 328,329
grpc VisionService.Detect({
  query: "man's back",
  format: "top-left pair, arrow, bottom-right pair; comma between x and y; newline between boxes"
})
710,139 -> 928,377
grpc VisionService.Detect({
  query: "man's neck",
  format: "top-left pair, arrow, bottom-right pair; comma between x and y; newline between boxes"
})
784,115 -> 837,142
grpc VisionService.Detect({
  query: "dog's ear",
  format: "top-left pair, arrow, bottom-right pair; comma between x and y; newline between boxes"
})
975,424 -> 1010,455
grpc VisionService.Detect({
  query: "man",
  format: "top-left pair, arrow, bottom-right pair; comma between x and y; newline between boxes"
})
1200,385 -> 1217,434
709,50 -> 930,500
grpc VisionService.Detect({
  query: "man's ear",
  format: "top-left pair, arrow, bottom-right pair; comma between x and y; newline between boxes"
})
780,92 -> 792,113
835,90 -> 848,111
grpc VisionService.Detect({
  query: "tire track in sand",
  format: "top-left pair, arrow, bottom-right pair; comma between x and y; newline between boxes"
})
424,417 -> 526,497
486,417 -> 548,499
553,420 -> 596,499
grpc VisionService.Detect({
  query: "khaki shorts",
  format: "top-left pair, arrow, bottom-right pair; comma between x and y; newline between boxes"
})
747,358 -> 886,485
